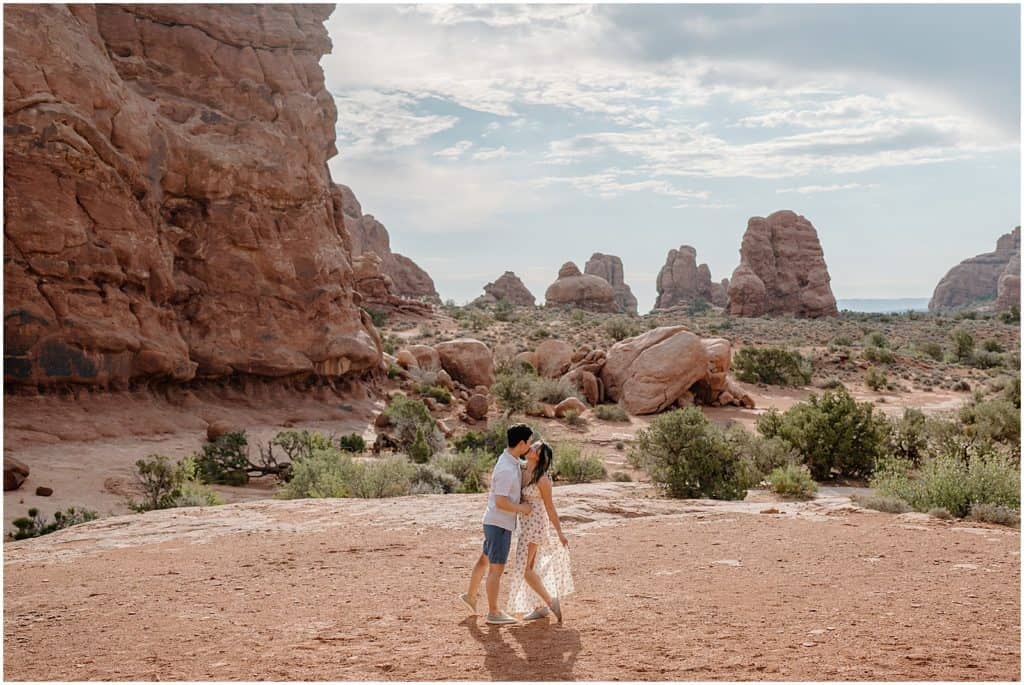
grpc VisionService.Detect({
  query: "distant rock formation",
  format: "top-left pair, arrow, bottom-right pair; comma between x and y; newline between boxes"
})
473,271 -> 535,307
710,278 -> 730,308
584,253 -> 638,315
4,5 -> 382,389
544,262 -> 618,313
335,184 -> 439,304
930,227 -> 1021,312
727,211 -> 838,318
654,246 -> 715,309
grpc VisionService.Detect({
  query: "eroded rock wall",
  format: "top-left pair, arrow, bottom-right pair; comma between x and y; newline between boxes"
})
4,4 -> 381,389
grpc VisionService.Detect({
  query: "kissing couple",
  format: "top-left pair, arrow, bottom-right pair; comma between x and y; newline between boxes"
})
459,423 -> 574,625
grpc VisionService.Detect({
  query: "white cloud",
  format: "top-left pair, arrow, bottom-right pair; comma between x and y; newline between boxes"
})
472,146 -> 515,160
434,140 -> 474,159
333,90 -> 457,158
777,183 -> 880,194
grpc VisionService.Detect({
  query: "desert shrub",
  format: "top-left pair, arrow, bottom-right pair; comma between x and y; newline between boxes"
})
453,418 -> 510,456
195,432 -> 250,485
132,454 -> 185,511
970,350 -> 1004,369
553,443 -> 606,483
767,463 -> 818,500
630,407 -> 746,500
530,327 -> 551,340
733,347 -> 812,386
594,404 -> 630,422
850,492 -> 912,514
917,341 -> 943,361
968,503 -> 1020,527
889,408 -> 928,464
337,433 -> 367,453
11,507 -> 99,540
280,451 -> 417,499
611,471 -> 632,482
434,450 -> 494,493
865,331 -> 889,348
831,335 -> 853,347
410,463 -> 461,494
865,367 -> 888,391
562,409 -> 587,428
959,398 -> 1021,445
862,346 -> 895,364
950,328 -> 975,362
363,307 -> 387,328
983,339 -> 1005,353
570,309 -> 586,323
1004,375 -> 1021,408
870,445 -> 1020,518
417,383 -> 452,405
383,395 -> 445,458
533,377 -> 577,405
271,430 -> 333,462
604,317 -> 640,342
757,387 -> 890,479
999,306 -> 1020,324
727,427 -> 799,481
387,362 -> 403,379
493,299 -> 515,322
817,377 -> 844,390
687,297 -> 711,316
491,368 -> 538,415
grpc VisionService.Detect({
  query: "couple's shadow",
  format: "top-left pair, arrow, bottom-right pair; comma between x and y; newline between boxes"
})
462,615 -> 582,681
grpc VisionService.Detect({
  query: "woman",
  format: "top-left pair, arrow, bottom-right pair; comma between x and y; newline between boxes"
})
506,441 -> 574,622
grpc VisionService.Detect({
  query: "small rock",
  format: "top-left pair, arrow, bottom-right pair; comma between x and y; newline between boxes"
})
206,420 -> 235,442
554,396 -> 587,418
4,456 -> 30,491
760,507 -> 780,514
466,394 -> 489,420
35,486 -> 53,497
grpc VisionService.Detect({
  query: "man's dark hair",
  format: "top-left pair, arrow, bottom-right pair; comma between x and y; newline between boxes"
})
506,423 -> 533,449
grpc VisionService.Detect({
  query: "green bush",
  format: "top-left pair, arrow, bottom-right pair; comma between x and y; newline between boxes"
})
959,398 -> 1021,445
687,297 -> 711,316
534,377 -> 577,405
452,418 -> 510,456
999,306 -> 1020,324
611,471 -> 632,482
950,328 -> 975,362
491,369 -> 538,415
865,367 -> 888,391
195,432 -> 251,485
850,492 -> 912,514
493,299 -> 515,322
1004,375 -> 1021,409
594,404 -> 630,422
434,450 -> 494,493
131,454 -> 224,512
831,336 -> 853,347
871,445 -> 1020,518
562,409 -> 587,428
337,433 -> 367,453
767,463 -> 818,500
917,342 -> 943,361
630,407 -> 747,499
417,384 -> 452,404
604,318 -> 640,342
970,350 -> 1004,369
411,463 -> 461,494
757,387 -> 890,479
11,507 -> 99,540
383,395 -> 445,458
364,307 -> 387,328
553,443 -> 606,483
983,339 -> 1005,353
862,346 -> 895,364
727,427 -> 799,482
530,327 -> 551,340
271,430 -> 333,462
889,409 -> 928,464
968,503 -> 1020,527
733,347 -> 812,386
280,451 -> 417,499
865,331 -> 889,348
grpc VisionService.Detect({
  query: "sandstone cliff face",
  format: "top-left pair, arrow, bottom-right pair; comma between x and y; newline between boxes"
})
474,271 -> 535,307
544,262 -> 618,313
4,5 -> 381,389
727,211 -> 838,318
929,227 -> 1020,312
335,183 -> 439,304
584,253 -> 638,315
654,245 -> 713,310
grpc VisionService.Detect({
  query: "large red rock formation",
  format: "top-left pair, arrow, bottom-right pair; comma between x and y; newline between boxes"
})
335,183 -> 439,305
727,211 -> 838,318
545,262 -> 618,313
4,5 -> 381,389
930,226 -> 1020,312
654,245 -> 713,310
584,253 -> 638,315
473,271 -> 535,307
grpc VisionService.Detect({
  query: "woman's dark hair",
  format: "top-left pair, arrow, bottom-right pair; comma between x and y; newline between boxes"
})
527,442 -> 554,487
506,423 -> 533,449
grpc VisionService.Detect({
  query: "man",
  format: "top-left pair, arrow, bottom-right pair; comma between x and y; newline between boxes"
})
460,423 -> 534,625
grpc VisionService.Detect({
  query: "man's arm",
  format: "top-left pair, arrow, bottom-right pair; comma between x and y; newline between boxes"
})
495,494 -> 531,515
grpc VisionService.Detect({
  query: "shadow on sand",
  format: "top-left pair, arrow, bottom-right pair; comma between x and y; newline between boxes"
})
462,616 -> 582,681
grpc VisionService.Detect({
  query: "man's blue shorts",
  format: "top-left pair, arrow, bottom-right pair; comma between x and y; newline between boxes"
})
482,524 -> 512,564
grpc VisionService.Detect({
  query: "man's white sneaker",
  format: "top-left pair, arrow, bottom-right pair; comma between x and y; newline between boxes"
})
485,611 -> 518,625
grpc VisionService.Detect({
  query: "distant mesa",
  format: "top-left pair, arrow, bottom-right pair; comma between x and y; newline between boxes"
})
584,253 -> 638,315
544,262 -> 619,313
335,184 -> 440,306
929,226 -> 1020,313
727,210 -> 838,318
473,271 -> 535,307
654,245 -> 723,311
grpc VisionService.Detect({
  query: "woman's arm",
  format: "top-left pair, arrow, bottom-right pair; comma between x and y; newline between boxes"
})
538,476 -> 569,546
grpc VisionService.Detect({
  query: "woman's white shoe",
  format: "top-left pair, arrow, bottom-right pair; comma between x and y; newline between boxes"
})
523,607 -> 550,621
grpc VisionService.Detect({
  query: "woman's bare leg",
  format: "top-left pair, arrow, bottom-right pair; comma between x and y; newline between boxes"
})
523,542 -> 554,610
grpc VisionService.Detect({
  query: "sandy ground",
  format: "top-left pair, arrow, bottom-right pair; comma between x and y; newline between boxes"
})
3,482 -> 1018,681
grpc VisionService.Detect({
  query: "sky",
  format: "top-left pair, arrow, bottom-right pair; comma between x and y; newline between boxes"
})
321,4 -> 1021,312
